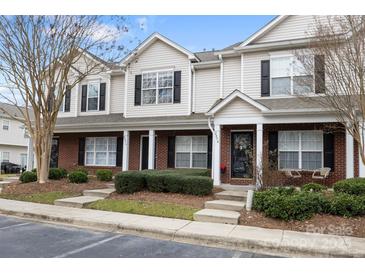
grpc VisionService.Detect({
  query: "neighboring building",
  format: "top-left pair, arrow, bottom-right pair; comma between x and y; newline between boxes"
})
42,15 -> 360,186
0,102 -> 29,168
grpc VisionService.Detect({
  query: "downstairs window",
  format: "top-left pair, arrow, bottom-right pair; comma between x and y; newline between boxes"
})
85,137 -> 117,166
175,136 -> 208,168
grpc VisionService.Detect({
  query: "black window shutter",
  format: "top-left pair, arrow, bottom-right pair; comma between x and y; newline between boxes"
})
78,137 -> 85,166
99,83 -> 106,111
116,136 -> 123,167
268,131 -> 278,170
173,71 -> 181,103
207,135 -> 212,169
167,136 -> 176,168
323,132 -> 334,171
134,75 -> 142,106
315,55 -> 325,94
64,85 -> 71,112
261,60 -> 270,97
81,85 -> 87,112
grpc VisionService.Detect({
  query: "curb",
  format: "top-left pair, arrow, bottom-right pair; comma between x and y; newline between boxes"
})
0,199 -> 364,258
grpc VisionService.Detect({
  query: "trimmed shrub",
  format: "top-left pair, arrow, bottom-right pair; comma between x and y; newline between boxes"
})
334,178 -> 365,195
75,167 -> 88,176
48,168 -> 67,180
31,168 -> 37,173
19,171 -> 37,183
68,171 -> 88,184
271,186 -> 296,195
141,168 -> 211,177
301,183 -> 326,192
180,176 -> 213,196
328,193 -> 365,217
145,173 -> 168,192
96,169 -> 113,181
253,190 -> 330,221
114,172 -> 145,194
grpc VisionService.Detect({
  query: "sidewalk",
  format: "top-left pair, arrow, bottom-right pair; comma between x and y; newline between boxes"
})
0,198 -> 364,257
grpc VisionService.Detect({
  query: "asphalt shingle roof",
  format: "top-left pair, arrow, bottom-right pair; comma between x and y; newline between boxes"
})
0,102 -> 34,120
194,51 -> 219,62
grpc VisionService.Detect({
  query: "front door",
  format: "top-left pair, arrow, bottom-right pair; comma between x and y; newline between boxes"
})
140,136 -> 157,170
50,138 -> 59,168
231,132 -> 253,178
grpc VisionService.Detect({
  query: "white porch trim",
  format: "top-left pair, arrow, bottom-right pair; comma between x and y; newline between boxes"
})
212,124 -> 221,186
346,130 -> 354,178
256,123 -> 263,185
122,130 -> 129,171
148,129 -> 155,169
26,137 -> 34,171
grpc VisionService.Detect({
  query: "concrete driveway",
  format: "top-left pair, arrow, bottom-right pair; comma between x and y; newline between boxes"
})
0,215 -> 277,258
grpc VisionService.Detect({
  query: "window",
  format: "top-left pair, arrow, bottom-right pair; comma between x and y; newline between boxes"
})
85,137 -> 117,166
2,119 -> 9,131
1,152 -> 10,163
20,153 -> 27,168
271,56 -> 313,96
87,82 -> 99,111
278,131 -> 323,170
142,70 -> 173,104
175,136 -> 208,168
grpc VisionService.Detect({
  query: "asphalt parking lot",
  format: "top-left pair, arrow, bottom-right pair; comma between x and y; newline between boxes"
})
0,215 -> 277,258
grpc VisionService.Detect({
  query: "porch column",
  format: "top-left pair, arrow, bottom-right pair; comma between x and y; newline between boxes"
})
346,130 -> 354,178
148,129 -> 155,169
26,137 -> 34,171
360,129 -> 365,177
256,123 -> 263,186
122,130 -> 129,171
213,124 -> 221,186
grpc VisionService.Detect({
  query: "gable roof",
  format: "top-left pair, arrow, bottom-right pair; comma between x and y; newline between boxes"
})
194,51 -> 219,62
121,32 -> 198,66
0,102 -> 34,121
206,89 -> 270,115
235,16 -> 288,48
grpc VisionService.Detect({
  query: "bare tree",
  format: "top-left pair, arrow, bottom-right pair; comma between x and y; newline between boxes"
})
295,15 -> 365,166
0,16 -> 130,183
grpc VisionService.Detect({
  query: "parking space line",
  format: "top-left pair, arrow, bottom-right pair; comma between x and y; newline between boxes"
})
55,235 -> 123,258
0,222 -> 31,230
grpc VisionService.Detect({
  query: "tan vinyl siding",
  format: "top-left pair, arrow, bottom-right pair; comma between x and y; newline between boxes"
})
215,98 -> 261,118
223,56 -> 241,97
254,16 -> 328,44
126,40 -> 190,117
242,52 -> 270,98
194,67 -> 220,113
110,74 -> 124,114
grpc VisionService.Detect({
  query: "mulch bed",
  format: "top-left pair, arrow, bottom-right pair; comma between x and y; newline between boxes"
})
1,179 -> 109,195
108,187 -> 223,209
240,210 -> 365,238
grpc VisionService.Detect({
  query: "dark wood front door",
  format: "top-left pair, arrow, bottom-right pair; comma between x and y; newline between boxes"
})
50,138 -> 59,168
141,136 -> 157,170
231,132 -> 253,178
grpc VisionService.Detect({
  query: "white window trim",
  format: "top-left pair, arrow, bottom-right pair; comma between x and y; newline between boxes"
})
1,152 -> 10,162
141,69 -> 174,105
270,55 -> 314,97
85,137 -> 117,167
278,130 -> 323,171
2,119 -> 10,131
86,81 -> 100,112
175,135 -> 208,169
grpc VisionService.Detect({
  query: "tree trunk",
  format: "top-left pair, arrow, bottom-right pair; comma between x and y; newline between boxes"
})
33,130 -> 52,184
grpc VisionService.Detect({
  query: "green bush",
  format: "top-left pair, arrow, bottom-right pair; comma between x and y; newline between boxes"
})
114,172 -> 145,194
75,167 -> 88,176
68,171 -> 88,184
301,183 -> 326,192
31,168 -> 37,173
334,178 -> 365,195
48,168 -> 67,180
328,193 -> 365,217
253,189 -> 330,221
141,168 -> 211,177
19,171 -> 37,183
96,169 -> 113,181
271,186 -> 296,195
144,172 -> 213,196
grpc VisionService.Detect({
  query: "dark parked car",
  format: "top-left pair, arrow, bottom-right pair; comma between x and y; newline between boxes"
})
1,162 -> 22,174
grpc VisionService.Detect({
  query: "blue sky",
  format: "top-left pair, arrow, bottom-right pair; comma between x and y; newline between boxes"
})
125,15 -> 276,53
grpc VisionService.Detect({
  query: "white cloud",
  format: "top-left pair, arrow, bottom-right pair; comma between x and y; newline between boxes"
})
90,23 -> 122,42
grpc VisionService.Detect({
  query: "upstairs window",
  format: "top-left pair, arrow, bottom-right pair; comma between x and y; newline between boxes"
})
2,119 -> 9,131
87,82 -> 99,111
271,56 -> 313,96
142,70 -> 173,104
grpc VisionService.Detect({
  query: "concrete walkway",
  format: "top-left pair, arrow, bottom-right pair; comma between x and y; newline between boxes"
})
0,198 -> 364,257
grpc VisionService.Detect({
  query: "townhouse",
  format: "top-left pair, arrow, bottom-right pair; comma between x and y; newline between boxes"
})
37,15 -> 363,186
0,103 -> 30,169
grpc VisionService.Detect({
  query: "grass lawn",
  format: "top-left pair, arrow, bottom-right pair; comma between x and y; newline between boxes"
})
0,173 -> 18,180
0,191 -> 80,204
87,199 -> 200,220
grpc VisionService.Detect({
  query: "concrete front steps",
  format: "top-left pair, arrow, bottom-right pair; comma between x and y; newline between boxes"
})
54,188 -> 115,208
193,189 -> 247,225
